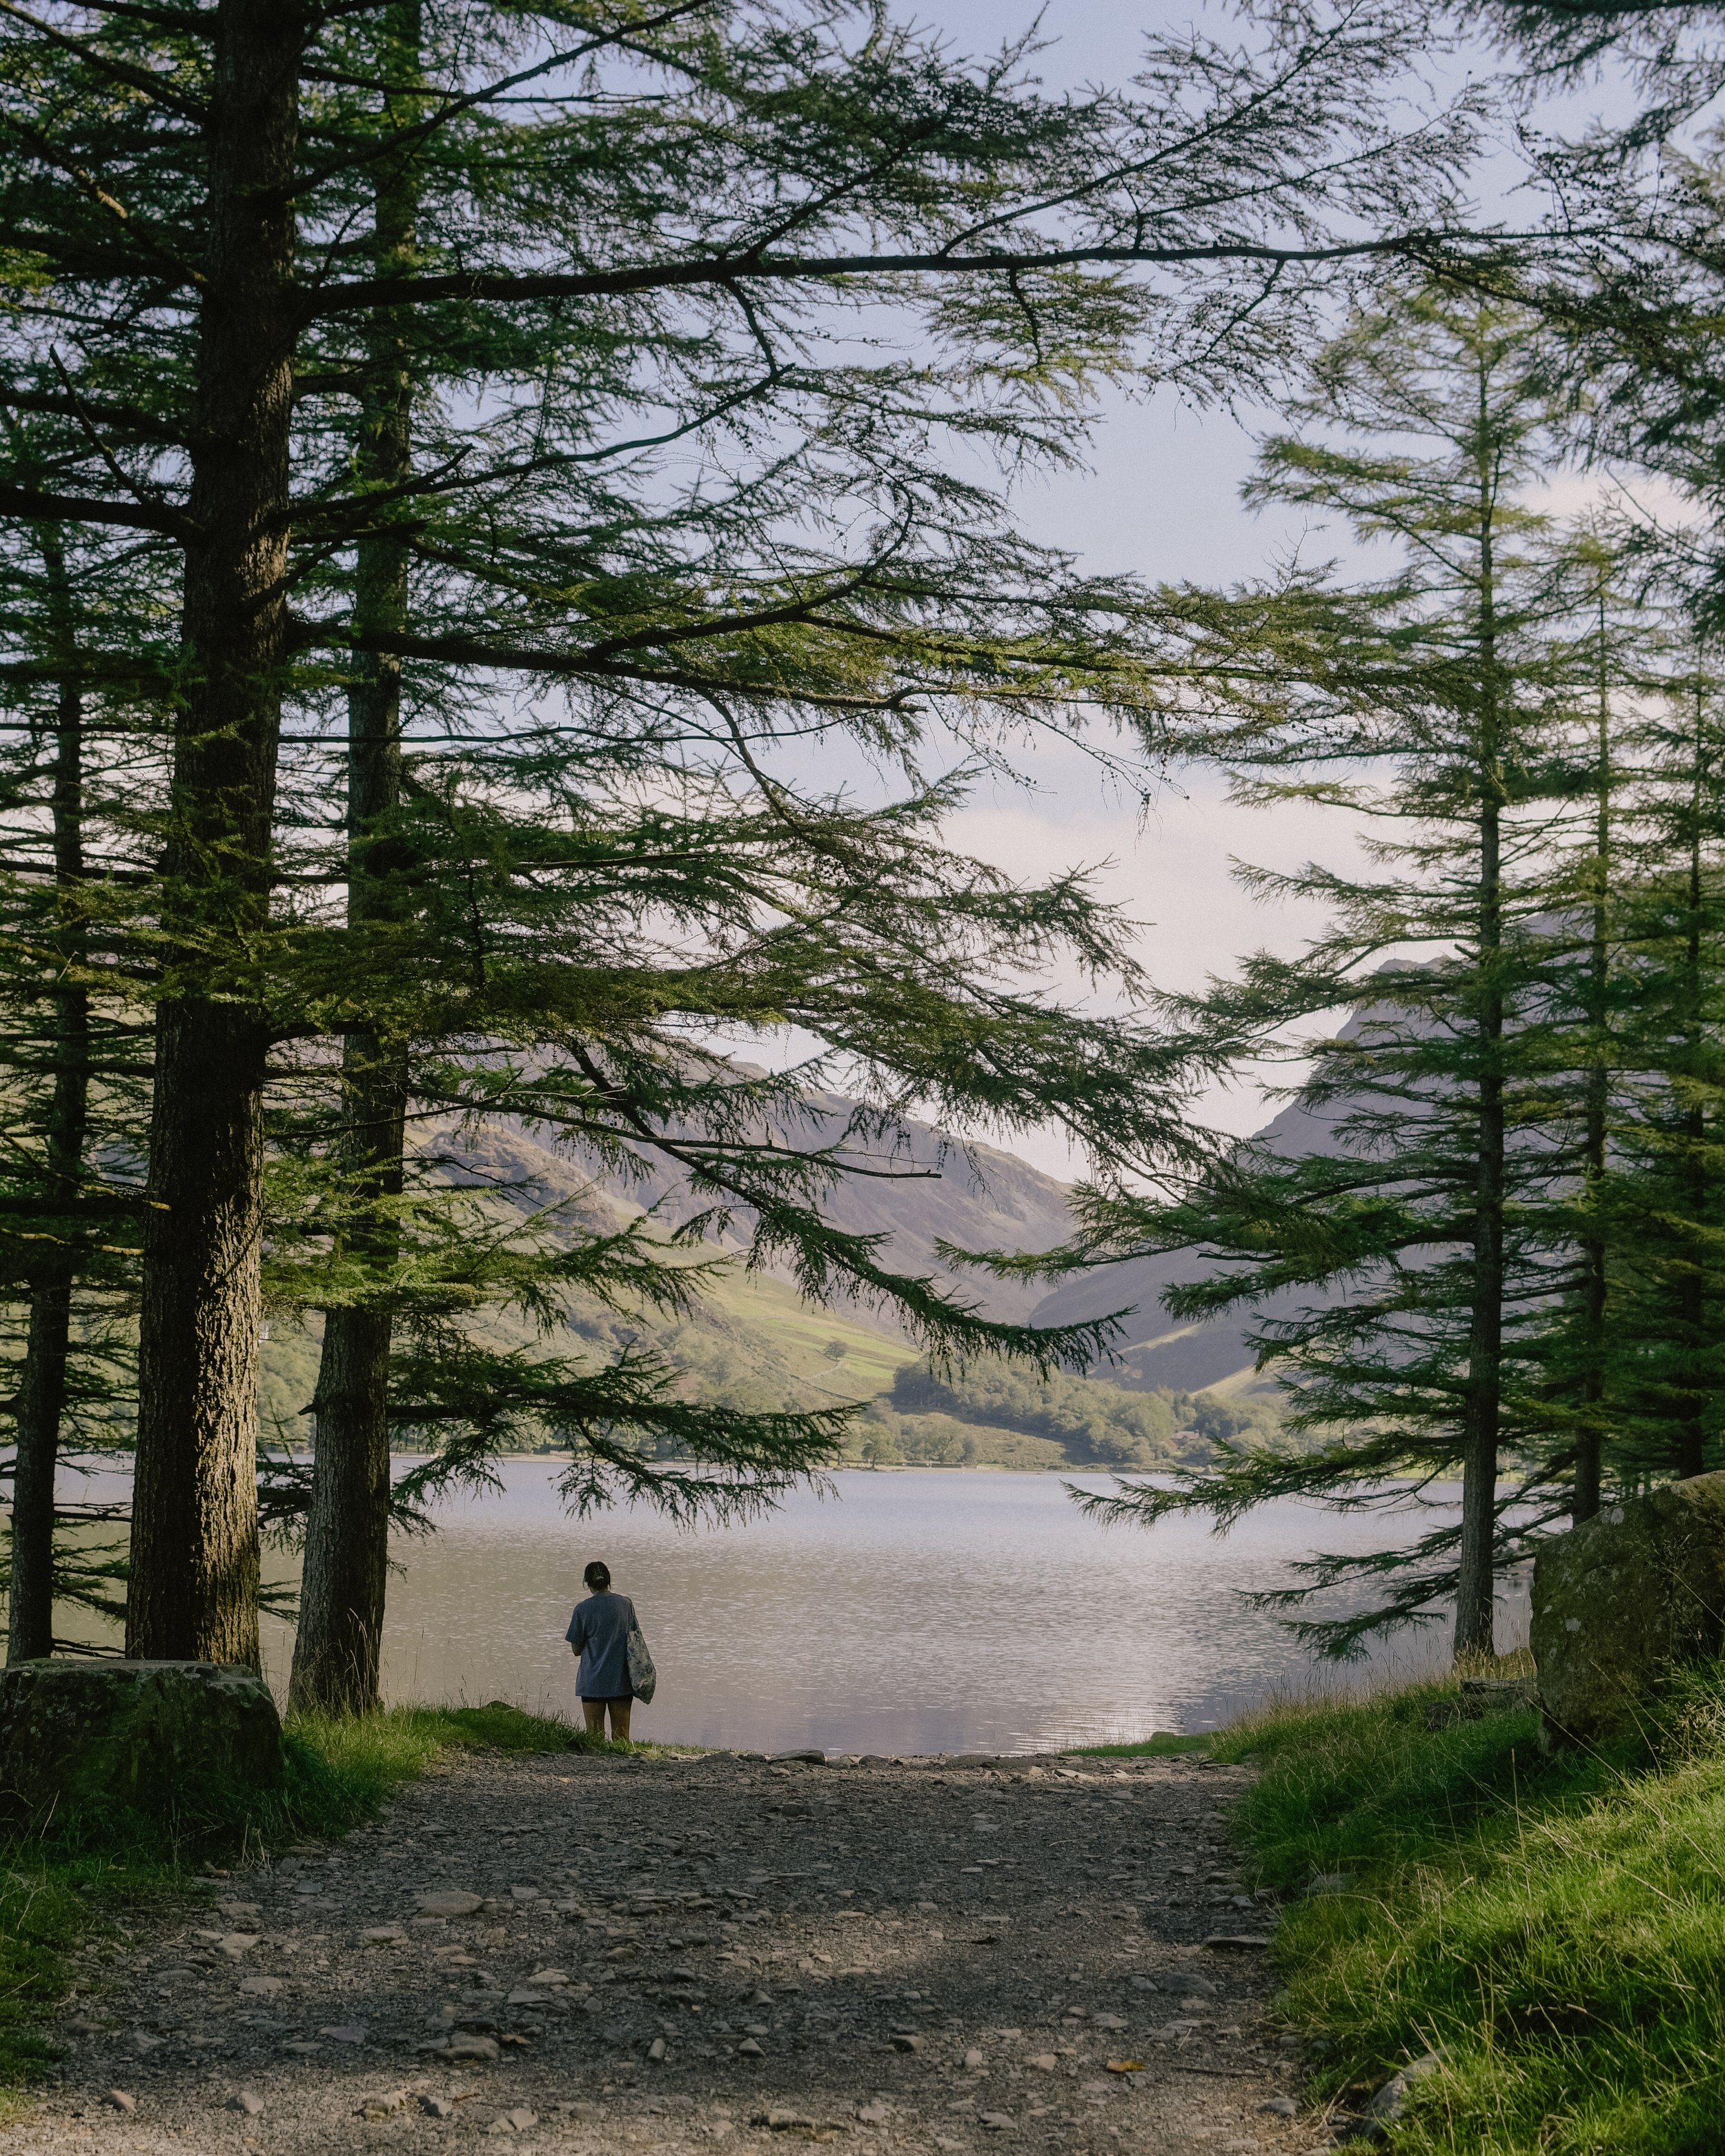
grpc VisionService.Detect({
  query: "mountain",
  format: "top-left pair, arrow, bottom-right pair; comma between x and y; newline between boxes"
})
1025,1009 -> 1382,1392
444,1089 -> 1078,1327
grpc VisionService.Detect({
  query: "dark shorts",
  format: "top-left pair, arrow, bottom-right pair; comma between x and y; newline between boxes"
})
580,1692 -> 633,1703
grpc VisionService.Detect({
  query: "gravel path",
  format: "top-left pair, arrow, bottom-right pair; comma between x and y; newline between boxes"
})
12,1748 -> 1324,2156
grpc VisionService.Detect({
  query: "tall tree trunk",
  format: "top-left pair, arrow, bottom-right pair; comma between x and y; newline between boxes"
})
127,0 -> 304,1668
8,629 -> 88,1663
1457,798 -> 1504,1659
1573,600 -> 1611,1525
290,8 -> 417,1715
1455,394 -> 1504,1664
1675,711 -> 1708,1481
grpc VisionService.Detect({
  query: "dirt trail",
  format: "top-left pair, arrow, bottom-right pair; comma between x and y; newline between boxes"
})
11,1748 -> 1325,2156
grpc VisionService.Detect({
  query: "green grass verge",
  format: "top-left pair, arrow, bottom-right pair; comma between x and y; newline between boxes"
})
0,1699 -> 584,2106
1207,1669 -> 1725,2155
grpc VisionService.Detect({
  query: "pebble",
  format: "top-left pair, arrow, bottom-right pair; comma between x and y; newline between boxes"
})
226,2092 -> 265,2116
34,1745 -> 1296,2151
445,2034 -> 501,2062
417,1888 -> 485,1917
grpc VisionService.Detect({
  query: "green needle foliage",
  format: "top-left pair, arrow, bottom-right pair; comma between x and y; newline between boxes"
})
1058,287 -> 1595,1659
1,1 -> 1486,1678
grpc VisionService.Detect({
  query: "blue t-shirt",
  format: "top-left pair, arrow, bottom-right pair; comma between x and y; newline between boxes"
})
566,1590 -> 636,1697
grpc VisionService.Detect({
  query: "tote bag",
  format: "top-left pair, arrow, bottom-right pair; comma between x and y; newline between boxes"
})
627,1618 -> 658,1704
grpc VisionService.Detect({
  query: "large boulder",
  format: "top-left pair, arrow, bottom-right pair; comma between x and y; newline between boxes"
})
1532,1472 -> 1725,1745
0,1659 -> 284,1821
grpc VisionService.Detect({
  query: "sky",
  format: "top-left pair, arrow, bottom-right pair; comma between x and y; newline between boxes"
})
708,1 -> 1694,1181
720,1 -> 1426,1169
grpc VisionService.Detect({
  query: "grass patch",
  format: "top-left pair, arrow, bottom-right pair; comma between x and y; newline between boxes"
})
0,1697 -> 584,2104
1068,1732 -> 1214,1758
1214,1668 -> 1725,2154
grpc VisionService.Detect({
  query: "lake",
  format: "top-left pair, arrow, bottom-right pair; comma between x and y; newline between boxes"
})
223,1461 -> 1523,1754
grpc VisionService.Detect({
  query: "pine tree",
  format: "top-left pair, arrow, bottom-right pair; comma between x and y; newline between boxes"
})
0,418 -> 158,1659
1061,287 -> 1602,1659
1,2 -> 1481,1671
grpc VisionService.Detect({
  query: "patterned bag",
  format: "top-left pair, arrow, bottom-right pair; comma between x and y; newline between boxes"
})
627,1618 -> 658,1704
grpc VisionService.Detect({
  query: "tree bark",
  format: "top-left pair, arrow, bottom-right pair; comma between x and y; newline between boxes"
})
290,7 -> 417,1716
1573,617 -> 1610,1526
9,540 -> 90,1665
1675,717 -> 1708,1481
128,0 -> 305,1668
1455,393 -> 1504,1665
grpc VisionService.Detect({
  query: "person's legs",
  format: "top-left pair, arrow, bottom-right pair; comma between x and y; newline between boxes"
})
582,1698 -> 608,1739
607,1698 -> 633,1744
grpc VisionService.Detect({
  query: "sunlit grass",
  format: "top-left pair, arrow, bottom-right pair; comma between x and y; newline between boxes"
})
1203,1663 -> 1725,2153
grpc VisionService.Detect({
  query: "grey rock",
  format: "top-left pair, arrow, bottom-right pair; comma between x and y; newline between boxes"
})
417,1888 -> 485,1917
1368,2051 -> 1441,2122
1533,1473 -> 1725,1743
106,2090 -> 136,2113
0,1661 -> 283,1820
422,2096 -> 457,2118
226,2090 -> 265,2116
1154,1974 -> 1217,1997
1259,2095 -> 1298,2117
445,2033 -> 501,2062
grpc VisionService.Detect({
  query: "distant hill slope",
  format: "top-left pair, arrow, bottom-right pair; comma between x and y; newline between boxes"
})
1026,1020 -> 1369,1392
444,1089 -> 1077,1327
263,1061 -> 1325,1463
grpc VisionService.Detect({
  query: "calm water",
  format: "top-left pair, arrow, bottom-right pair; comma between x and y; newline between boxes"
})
210,1462 -> 1521,1754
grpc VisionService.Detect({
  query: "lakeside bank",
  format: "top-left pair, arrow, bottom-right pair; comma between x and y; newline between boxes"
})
6,1667 -> 1724,2150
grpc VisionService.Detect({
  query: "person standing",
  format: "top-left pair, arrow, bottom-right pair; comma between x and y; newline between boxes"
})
566,1559 -> 643,1743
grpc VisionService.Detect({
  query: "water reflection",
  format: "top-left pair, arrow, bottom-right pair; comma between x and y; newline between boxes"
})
347,1464 -> 1522,1752
36,1459 -> 1527,1754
